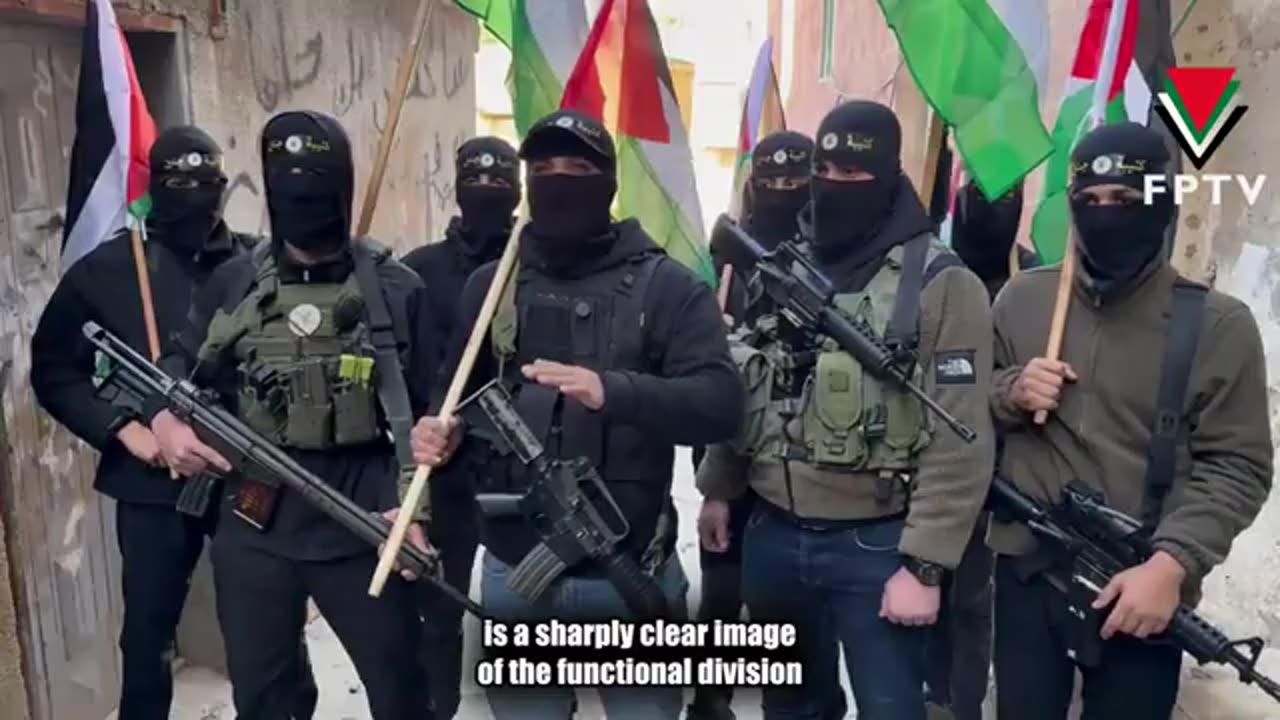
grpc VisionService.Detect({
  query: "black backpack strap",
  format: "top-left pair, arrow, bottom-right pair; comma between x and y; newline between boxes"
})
1140,280 -> 1208,531
350,242 -> 417,477
885,233 -> 966,353
923,251 -> 966,286
885,234 -> 929,350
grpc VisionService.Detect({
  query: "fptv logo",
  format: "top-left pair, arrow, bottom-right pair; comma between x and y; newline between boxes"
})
1143,66 -> 1266,206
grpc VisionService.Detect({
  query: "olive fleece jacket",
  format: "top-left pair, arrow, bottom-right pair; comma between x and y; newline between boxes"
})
988,262 -> 1273,601
697,258 -> 996,570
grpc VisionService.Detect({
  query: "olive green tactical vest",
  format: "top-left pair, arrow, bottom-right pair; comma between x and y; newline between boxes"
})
199,253 -> 383,451
732,241 -> 940,480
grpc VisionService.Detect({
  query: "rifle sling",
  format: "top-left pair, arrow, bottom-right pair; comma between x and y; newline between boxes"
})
350,244 -> 418,477
1140,280 -> 1208,531
885,233 -> 965,350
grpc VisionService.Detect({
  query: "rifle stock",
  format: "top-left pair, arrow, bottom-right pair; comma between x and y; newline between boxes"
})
989,477 -> 1280,703
83,320 -> 484,618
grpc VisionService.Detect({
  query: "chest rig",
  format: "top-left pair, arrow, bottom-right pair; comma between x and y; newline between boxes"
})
489,253 -> 664,481
733,235 -> 948,492
200,247 -> 383,452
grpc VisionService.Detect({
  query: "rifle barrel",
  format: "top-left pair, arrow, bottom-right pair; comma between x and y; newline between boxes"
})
83,321 -> 484,618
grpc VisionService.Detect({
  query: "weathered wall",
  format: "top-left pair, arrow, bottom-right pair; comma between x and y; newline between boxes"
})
188,0 -> 477,249
0,362 -> 32,720
1167,1 -> 1280,715
0,1 -> 475,718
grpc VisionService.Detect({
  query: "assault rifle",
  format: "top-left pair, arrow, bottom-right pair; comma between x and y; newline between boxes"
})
458,379 -> 671,618
710,214 -> 976,443
989,476 -> 1280,703
83,321 -> 484,618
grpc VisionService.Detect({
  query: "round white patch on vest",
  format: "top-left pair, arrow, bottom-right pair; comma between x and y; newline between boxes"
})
288,304 -> 323,337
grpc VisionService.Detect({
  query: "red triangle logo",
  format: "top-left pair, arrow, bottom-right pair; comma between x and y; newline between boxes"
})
1167,67 -> 1236,130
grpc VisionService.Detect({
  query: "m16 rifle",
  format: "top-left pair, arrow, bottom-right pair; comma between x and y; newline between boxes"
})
458,379 -> 671,618
710,214 -> 976,443
989,476 -> 1280,703
83,320 -> 484,618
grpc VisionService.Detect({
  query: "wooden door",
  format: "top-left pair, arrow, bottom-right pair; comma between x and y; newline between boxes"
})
0,22 -> 124,720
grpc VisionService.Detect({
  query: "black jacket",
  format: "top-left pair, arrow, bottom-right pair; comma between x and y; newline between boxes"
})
32,223 -> 253,506
400,217 -> 505,393
400,218 -> 505,509
439,219 -> 744,567
150,240 -> 438,560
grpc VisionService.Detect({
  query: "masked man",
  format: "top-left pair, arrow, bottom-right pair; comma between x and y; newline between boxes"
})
31,127 -> 296,720
692,130 -> 846,720
698,100 -> 995,720
924,178 -> 1038,720
988,122 -> 1272,719
400,135 -> 520,718
409,109 -> 743,719
948,179 -> 1039,300
144,111 -> 435,719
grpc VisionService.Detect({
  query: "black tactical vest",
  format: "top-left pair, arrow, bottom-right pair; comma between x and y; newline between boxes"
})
485,253 -> 665,493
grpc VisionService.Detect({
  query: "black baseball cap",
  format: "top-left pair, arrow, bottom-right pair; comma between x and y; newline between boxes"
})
519,109 -> 616,172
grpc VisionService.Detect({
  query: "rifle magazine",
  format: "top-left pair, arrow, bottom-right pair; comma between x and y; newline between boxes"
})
508,542 -> 568,604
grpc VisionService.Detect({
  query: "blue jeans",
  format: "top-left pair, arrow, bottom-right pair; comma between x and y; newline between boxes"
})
742,505 -> 927,720
480,550 -> 689,719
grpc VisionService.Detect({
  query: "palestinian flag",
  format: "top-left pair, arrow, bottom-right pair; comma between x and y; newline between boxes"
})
62,0 -> 157,273
876,0 -> 1054,201
728,37 -> 786,220
1030,0 -> 1153,264
457,0 -> 713,285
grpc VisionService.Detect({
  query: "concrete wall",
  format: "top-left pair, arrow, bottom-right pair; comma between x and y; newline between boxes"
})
0,362 -> 32,720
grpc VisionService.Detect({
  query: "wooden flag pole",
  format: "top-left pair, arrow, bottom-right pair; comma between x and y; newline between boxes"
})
369,206 -> 528,597
1031,0 -> 1130,426
355,0 -> 436,238
129,224 -> 161,360
717,264 -> 733,311
917,111 -> 947,207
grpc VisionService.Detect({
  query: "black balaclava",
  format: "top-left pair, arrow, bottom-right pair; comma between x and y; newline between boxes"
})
745,131 -> 813,249
455,136 -> 520,258
952,179 -> 1024,282
147,126 -> 228,253
810,100 -> 904,263
261,111 -> 354,256
1068,122 -> 1174,299
518,110 -> 618,269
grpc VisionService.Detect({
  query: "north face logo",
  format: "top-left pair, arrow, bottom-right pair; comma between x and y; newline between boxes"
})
934,350 -> 977,385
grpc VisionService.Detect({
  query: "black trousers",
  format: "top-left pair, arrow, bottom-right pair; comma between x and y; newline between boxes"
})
212,538 -> 433,720
115,501 -> 214,720
420,499 -> 480,719
993,557 -> 1182,720
925,514 -> 994,720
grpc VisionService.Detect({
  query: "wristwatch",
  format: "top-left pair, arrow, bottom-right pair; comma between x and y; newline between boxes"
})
902,555 -> 945,586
